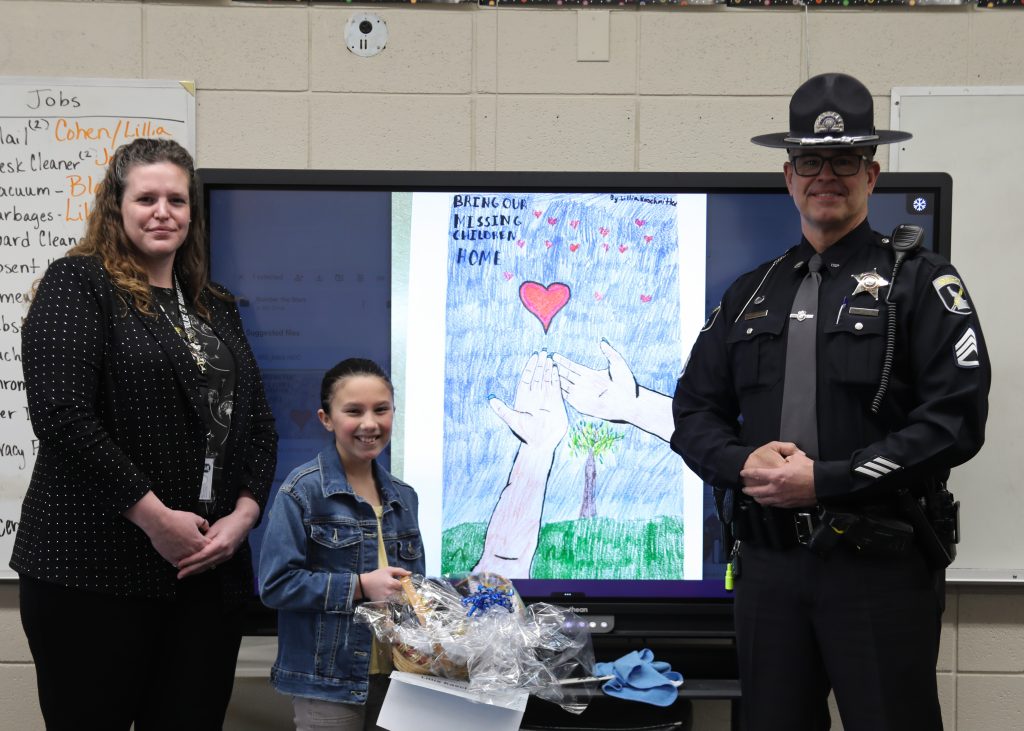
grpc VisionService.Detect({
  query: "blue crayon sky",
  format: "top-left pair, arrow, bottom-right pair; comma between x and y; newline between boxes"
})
397,191 -> 707,579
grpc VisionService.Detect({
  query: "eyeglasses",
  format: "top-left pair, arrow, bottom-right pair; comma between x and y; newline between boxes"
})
789,154 -> 870,177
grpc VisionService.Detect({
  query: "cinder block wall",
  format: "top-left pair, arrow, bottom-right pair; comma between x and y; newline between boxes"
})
2,2 -> 1022,729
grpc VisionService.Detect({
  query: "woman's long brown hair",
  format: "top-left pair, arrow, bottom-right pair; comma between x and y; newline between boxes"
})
64,137 -> 227,318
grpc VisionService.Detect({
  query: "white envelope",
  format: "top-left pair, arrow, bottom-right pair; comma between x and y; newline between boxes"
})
377,671 -> 529,731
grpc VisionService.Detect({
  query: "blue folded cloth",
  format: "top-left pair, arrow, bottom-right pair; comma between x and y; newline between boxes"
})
593,649 -> 684,707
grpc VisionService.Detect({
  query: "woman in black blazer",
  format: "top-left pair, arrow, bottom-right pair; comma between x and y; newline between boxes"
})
11,138 -> 278,730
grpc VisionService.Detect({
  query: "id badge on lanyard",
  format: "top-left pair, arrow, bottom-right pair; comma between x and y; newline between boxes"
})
197,374 -> 216,507
200,454 -> 215,504
200,431 -> 215,506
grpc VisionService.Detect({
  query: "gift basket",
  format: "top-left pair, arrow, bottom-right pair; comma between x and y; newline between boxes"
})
355,572 -> 595,707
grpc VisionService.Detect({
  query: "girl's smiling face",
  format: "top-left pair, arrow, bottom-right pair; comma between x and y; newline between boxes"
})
318,374 -> 394,467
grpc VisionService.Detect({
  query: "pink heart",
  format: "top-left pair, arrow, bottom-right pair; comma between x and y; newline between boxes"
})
619,245 -> 628,253
503,271 -> 513,281
640,294 -> 652,303
545,240 -> 553,249
569,220 -> 580,230
533,210 -> 543,218
599,227 -> 610,237
569,243 -> 580,252
516,239 -> 526,248
519,281 -> 571,334
290,409 -> 313,432
547,217 -> 558,226
635,219 -> 646,227
594,291 -> 603,301
644,235 -> 653,243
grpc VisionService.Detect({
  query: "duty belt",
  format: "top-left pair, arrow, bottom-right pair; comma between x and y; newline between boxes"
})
735,504 -> 821,549
794,511 -> 820,546
735,502 -> 915,557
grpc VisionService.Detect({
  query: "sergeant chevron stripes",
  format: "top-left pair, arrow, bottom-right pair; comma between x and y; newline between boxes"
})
955,327 -> 980,368
854,456 -> 902,479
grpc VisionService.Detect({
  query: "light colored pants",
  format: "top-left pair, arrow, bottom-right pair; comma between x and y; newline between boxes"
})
292,675 -> 390,731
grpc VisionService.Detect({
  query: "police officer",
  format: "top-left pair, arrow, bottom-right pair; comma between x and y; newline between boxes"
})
671,73 -> 990,731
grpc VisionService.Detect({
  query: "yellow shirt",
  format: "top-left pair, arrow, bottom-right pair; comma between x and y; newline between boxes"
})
368,504 -> 393,675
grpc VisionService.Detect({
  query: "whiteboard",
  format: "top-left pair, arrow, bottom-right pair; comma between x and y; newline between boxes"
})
0,77 -> 196,580
891,86 -> 1024,584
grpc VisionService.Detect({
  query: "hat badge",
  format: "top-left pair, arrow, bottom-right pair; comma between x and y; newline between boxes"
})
813,111 -> 845,135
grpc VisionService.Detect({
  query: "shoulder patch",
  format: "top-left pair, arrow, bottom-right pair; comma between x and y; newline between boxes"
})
701,304 -> 722,332
932,274 -> 972,315
954,327 -> 981,368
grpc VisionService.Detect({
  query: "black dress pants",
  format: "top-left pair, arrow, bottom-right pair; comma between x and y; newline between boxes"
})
19,573 -> 244,731
733,543 -> 944,731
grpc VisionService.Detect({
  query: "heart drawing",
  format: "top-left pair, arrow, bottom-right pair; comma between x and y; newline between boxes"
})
290,409 -> 314,433
519,281 -> 571,334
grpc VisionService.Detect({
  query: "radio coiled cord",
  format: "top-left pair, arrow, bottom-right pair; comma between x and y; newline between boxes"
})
870,224 -> 924,414
870,257 -> 904,415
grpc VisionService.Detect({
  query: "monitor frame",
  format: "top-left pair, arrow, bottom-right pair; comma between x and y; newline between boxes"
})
200,168 -> 950,261
199,168 -> 952,638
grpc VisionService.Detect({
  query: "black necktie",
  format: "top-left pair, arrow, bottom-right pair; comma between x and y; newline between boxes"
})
780,254 -> 822,459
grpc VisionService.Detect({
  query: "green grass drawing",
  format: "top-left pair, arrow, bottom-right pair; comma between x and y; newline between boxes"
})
441,514 -> 684,580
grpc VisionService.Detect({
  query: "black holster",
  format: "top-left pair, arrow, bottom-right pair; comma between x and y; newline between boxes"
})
807,509 -> 914,556
898,483 -> 960,570
713,485 -> 736,555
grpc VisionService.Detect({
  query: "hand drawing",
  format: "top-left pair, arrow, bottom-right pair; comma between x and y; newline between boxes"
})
473,350 -> 568,577
554,340 -> 674,442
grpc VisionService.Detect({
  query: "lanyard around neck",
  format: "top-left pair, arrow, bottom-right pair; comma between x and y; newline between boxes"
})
161,274 -> 207,374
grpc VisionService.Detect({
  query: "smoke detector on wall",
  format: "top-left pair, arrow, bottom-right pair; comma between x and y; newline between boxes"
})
345,13 -> 388,58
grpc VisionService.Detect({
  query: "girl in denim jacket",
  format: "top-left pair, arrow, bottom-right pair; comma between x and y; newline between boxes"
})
260,358 -> 425,731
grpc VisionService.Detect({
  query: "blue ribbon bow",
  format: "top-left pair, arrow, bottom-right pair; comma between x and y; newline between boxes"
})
461,585 -> 515,616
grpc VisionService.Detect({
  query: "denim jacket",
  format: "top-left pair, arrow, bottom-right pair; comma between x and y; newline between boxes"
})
259,445 -> 425,704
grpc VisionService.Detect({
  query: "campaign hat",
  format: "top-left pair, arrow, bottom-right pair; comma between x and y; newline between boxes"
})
751,73 -> 912,149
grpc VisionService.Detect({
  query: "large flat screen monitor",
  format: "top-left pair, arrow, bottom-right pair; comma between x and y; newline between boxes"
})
201,170 -> 951,636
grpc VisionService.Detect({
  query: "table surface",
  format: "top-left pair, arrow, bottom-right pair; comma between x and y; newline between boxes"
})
238,637 -> 742,703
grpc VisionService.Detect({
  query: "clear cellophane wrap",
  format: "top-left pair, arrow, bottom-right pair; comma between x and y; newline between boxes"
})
354,572 -> 595,707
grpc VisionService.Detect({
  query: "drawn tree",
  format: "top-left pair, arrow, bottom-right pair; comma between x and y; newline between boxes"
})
568,421 -> 625,519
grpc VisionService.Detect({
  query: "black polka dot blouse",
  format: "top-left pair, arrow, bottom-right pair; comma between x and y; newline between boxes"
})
11,255 -> 278,603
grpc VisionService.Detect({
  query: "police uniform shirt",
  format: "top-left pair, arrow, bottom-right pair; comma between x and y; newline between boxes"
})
671,220 -> 990,507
